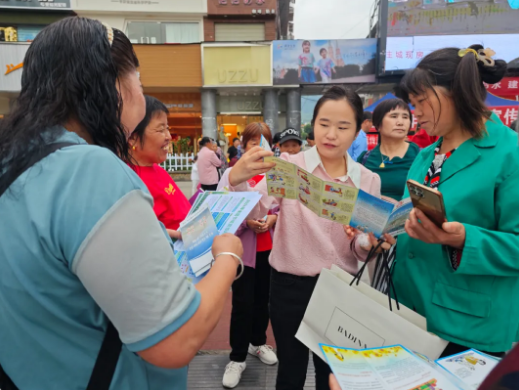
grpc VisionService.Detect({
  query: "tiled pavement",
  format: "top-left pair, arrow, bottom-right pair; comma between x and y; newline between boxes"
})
188,354 -> 316,390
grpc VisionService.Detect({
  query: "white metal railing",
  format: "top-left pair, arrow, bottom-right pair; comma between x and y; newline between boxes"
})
160,153 -> 195,172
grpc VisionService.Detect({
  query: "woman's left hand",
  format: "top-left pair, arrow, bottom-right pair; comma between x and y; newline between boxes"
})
329,375 -> 341,390
405,208 -> 466,249
265,215 -> 278,230
343,226 -> 395,253
167,229 -> 182,240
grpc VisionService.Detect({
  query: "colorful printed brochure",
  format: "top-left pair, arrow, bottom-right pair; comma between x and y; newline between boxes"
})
179,204 -> 219,277
264,156 -> 413,237
260,134 -> 272,152
436,350 -> 500,390
321,344 -> 462,390
175,191 -> 263,281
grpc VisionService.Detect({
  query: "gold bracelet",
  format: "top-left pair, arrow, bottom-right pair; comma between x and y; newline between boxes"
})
214,252 -> 244,280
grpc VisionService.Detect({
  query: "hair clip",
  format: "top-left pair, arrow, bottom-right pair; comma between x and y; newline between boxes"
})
458,48 -> 478,58
477,48 -> 496,67
102,22 -> 114,47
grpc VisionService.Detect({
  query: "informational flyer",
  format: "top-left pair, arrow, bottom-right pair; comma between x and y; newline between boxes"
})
321,344 -> 462,390
264,156 -> 412,236
176,191 -> 262,281
436,350 -> 500,390
180,204 -> 219,277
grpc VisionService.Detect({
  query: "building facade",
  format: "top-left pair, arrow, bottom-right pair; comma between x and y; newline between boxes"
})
0,1 -> 74,116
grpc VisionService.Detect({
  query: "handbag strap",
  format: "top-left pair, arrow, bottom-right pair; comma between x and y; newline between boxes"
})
361,148 -> 373,166
0,142 -> 122,390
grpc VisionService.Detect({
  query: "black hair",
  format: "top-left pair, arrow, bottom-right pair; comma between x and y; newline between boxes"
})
373,99 -> 413,145
0,17 -> 139,195
510,120 -> 517,132
311,86 -> 364,132
307,130 -> 315,141
400,44 -> 507,138
199,137 -> 213,147
233,137 -> 240,143
363,112 -> 373,122
372,99 -> 413,132
132,95 -> 169,146
320,48 -> 327,55
228,147 -> 238,159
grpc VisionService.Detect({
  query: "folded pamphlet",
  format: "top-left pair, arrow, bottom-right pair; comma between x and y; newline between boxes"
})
264,156 -> 412,237
321,344 -> 498,390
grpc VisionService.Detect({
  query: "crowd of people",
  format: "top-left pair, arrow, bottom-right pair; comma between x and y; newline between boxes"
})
0,16 -> 519,390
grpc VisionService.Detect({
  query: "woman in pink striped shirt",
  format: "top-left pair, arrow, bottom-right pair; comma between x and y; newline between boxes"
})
223,86 -> 393,390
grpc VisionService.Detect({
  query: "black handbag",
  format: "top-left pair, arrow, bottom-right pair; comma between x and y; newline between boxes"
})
0,142 -> 122,390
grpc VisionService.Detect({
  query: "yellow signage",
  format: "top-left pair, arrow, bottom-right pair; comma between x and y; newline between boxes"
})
5,63 -> 23,76
203,45 -> 271,86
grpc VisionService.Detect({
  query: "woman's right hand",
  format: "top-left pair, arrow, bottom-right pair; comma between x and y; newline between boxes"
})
228,146 -> 275,187
212,233 -> 244,267
329,375 -> 341,390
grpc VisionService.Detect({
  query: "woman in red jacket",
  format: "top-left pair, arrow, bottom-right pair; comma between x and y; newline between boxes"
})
129,95 -> 191,239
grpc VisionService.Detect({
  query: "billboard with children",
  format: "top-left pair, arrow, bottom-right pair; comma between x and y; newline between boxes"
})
272,39 -> 378,86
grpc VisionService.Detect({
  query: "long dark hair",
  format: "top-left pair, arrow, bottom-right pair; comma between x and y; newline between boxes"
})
400,44 -> 507,138
311,86 -> 364,132
372,98 -> 413,145
0,17 -> 139,195
132,95 -> 169,147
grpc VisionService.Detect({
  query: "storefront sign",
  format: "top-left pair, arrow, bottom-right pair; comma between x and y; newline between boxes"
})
148,93 -> 201,113
0,0 -> 70,9
0,43 -> 29,92
202,45 -> 272,87
208,0 -> 276,15
218,95 -> 263,112
74,0 -> 205,13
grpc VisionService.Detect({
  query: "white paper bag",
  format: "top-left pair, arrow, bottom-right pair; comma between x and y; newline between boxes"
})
296,266 -> 448,362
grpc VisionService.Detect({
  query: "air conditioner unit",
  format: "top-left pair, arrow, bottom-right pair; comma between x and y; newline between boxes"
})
252,9 -> 257,13
266,9 -> 270,14
257,9 -> 262,13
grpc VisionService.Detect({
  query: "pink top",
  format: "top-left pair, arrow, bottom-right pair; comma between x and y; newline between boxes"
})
224,147 -> 382,277
198,146 -> 222,185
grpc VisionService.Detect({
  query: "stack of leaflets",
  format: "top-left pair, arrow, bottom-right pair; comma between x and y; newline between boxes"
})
321,344 -> 499,390
264,156 -> 413,237
174,191 -> 262,283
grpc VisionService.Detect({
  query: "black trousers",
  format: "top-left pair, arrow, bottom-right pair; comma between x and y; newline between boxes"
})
230,251 -> 272,362
440,342 -> 506,359
270,269 -> 331,390
201,184 -> 218,191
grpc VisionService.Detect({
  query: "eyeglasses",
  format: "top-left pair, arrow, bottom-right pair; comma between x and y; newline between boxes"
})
155,126 -> 171,135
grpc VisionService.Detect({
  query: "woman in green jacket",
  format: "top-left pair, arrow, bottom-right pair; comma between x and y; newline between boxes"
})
358,98 -> 420,201
394,44 -> 518,358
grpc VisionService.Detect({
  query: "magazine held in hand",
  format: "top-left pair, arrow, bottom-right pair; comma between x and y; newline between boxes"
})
264,156 -> 413,237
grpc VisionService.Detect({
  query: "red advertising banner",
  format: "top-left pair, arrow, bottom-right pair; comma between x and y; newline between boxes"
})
485,77 -> 519,98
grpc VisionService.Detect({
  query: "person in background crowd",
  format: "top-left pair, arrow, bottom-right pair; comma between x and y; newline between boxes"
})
278,127 -> 303,155
129,95 -> 191,240
272,132 -> 282,157
306,130 -> 316,150
358,98 -> 420,202
224,86 -> 393,390
228,138 -> 241,161
191,155 -> 200,197
509,119 -> 517,132
0,16 -> 244,390
347,111 -> 372,161
228,146 -> 239,167
216,140 -> 228,176
218,123 -> 278,388
411,124 -> 439,148
198,137 -> 222,191
393,45 -> 518,358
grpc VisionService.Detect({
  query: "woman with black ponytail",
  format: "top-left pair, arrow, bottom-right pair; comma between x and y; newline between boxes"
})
392,44 -> 519,357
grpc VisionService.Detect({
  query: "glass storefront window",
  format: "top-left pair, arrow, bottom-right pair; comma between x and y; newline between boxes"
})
126,22 -> 199,44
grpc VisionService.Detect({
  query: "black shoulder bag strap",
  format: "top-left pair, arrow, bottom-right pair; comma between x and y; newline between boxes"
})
0,142 -> 122,390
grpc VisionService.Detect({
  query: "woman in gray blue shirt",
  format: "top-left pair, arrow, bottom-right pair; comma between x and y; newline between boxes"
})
0,17 -> 251,390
